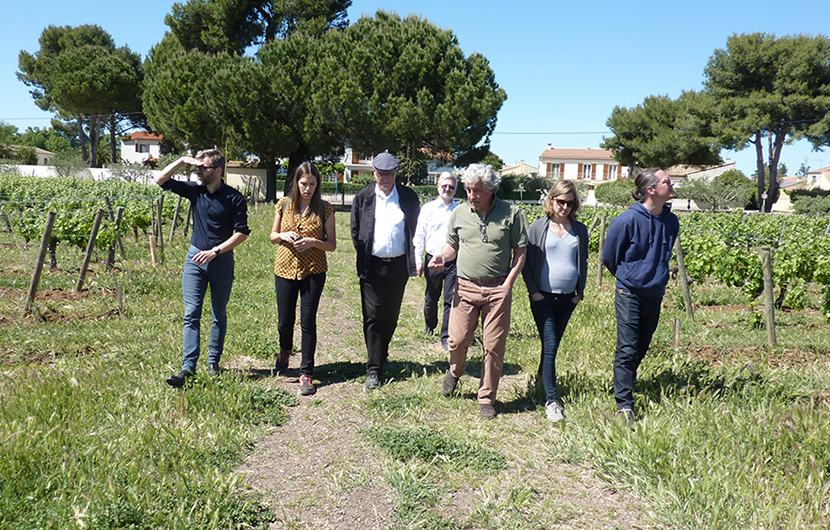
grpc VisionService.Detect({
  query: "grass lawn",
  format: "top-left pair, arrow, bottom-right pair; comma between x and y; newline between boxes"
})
1,203 -> 829,529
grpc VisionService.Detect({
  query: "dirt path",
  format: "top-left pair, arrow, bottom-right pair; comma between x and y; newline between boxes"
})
235,282 -> 652,529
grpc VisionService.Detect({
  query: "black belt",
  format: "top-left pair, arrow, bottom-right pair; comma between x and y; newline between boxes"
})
372,254 -> 405,262
464,276 -> 506,285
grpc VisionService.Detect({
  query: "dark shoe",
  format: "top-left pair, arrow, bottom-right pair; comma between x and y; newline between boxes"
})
166,369 -> 194,388
208,363 -> 221,376
299,374 -> 315,396
479,403 -> 496,419
441,338 -> 449,352
441,372 -> 459,397
618,408 -> 637,428
424,326 -> 435,337
275,349 -> 290,375
365,373 -> 380,390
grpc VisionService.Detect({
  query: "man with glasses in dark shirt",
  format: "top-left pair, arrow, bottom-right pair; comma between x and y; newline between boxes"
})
155,150 -> 250,387
428,164 -> 527,418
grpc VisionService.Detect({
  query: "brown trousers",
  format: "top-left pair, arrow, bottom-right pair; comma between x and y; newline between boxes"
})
447,277 -> 513,405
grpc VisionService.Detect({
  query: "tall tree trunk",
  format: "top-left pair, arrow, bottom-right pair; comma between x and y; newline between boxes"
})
265,158 -> 278,203
89,114 -> 101,168
109,114 -> 118,165
754,132 -> 766,211
766,129 -> 786,211
77,116 -> 89,164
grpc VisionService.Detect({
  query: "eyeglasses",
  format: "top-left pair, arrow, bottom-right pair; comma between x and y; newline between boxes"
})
554,198 -> 574,208
440,184 -> 456,190
196,165 -> 222,171
477,219 -> 489,243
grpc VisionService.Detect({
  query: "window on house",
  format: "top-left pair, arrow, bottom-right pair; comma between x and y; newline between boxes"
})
137,144 -> 148,153
546,163 -> 562,179
582,164 -> 593,180
603,165 -> 618,180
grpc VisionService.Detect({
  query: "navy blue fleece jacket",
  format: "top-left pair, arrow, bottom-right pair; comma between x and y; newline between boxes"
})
601,202 -> 679,298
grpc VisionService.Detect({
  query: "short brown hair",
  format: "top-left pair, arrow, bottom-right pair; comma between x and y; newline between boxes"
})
542,179 -> 580,220
196,149 -> 225,176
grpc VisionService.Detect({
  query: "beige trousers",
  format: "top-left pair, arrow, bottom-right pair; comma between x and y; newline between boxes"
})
447,277 -> 513,405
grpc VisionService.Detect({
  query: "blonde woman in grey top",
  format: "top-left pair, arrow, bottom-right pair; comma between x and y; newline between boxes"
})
522,179 -> 588,422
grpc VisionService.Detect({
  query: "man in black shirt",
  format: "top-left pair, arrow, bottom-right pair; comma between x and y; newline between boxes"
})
155,150 -> 250,387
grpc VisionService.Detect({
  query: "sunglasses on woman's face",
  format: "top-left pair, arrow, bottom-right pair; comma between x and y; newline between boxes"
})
554,198 -> 574,208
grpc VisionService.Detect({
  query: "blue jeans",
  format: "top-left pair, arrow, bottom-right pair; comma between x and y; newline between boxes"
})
529,292 -> 576,405
613,287 -> 662,411
181,245 -> 235,372
275,273 -> 326,376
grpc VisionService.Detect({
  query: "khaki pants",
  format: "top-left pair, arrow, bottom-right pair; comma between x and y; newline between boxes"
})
447,277 -> 512,405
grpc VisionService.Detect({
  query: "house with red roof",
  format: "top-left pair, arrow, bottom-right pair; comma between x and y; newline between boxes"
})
120,131 -> 164,165
538,144 -> 627,186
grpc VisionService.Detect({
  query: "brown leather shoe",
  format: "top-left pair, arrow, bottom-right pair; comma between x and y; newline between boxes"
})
479,403 -> 496,419
441,372 -> 459,396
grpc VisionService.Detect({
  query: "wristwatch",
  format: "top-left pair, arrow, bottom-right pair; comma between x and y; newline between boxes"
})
212,246 -> 221,255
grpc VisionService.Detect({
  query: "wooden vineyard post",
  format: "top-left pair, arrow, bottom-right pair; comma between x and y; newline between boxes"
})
25,211 -> 56,316
170,195 -> 182,239
75,209 -> 105,293
114,206 -> 125,259
674,236 -> 695,321
761,246 -> 776,349
597,215 -> 607,287
156,195 -> 164,264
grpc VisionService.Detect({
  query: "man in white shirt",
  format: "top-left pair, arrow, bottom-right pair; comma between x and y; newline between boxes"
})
414,172 -> 459,351
350,152 -> 420,389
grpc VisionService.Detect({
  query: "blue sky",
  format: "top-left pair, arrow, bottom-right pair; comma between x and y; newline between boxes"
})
2,0 -> 828,174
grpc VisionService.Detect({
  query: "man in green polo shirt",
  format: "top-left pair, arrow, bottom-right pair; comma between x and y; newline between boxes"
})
428,163 -> 528,419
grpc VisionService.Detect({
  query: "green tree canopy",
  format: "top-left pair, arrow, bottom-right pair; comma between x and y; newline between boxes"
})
18,25 -> 145,167
677,169 -> 754,211
601,92 -> 722,170
701,33 -> 830,211
165,0 -> 351,54
481,151 -> 504,172
144,7 -> 507,201
595,179 -> 636,207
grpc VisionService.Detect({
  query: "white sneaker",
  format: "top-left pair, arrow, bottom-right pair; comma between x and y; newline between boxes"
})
545,401 -> 564,422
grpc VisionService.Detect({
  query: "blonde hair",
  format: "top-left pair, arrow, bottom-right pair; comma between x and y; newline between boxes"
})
542,179 -> 580,220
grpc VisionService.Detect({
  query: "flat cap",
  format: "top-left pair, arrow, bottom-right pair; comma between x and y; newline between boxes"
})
372,152 -> 399,172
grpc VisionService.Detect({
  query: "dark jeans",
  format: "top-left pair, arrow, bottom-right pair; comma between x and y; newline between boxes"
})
529,292 -> 576,405
423,253 -> 457,341
181,245 -> 235,372
613,287 -> 662,411
275,273 -> 326,376
360,255 -> 409,375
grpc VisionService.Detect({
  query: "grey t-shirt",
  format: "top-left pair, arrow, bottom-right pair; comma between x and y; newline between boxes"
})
539,227 -> 578,294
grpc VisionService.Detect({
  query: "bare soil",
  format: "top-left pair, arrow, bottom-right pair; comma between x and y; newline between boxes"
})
233,287 -> 653,529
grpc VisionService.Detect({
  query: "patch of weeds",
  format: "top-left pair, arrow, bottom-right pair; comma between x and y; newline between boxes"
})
243,386 -> 298,426
366,394 -> 424,416
386,464 -> 455,530
365,426 -> 506,474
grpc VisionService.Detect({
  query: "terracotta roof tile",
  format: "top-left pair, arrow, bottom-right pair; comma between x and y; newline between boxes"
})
121,131 -> 164,141
539,148 -> 614,161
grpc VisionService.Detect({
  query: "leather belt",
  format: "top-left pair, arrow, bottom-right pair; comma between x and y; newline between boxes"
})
465,276 -> 506,285
372,254 -> 404,262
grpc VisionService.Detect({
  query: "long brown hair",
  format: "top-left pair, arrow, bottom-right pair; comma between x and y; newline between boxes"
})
288,162 -> 324,226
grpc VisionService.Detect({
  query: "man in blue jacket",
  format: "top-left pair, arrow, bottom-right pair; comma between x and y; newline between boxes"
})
601,168 -> 678,424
